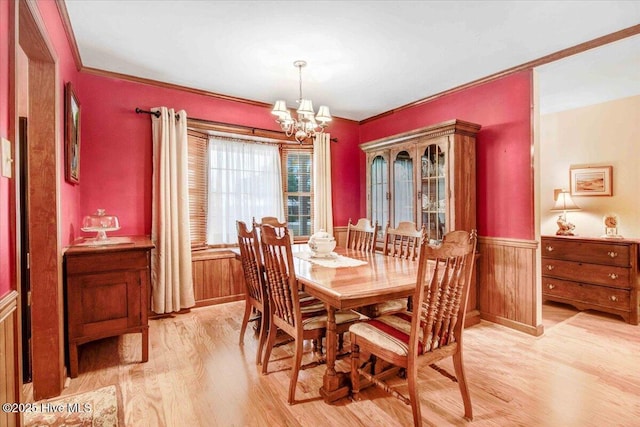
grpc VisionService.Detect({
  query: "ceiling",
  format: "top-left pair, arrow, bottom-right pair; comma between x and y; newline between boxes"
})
63,1 -> 640,121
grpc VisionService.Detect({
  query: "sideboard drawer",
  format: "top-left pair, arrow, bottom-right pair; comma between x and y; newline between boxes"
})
66,250 -> 149,275
541,259 -> 631,289
541,239 -> 631,267
542,278 -> 630,311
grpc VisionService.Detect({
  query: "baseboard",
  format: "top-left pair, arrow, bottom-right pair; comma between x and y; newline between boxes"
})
481,312 -> 544,336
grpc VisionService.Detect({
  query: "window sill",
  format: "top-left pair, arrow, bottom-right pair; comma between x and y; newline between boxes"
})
191,247 -> 238,261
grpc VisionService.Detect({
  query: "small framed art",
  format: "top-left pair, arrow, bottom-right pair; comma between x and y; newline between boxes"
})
65,82 -> 81,184
569,166 -> 612,196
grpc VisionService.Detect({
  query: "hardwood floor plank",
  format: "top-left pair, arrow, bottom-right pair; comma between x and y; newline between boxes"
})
23,301 -> 640,426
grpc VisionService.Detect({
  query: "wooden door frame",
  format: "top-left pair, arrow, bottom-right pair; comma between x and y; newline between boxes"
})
10,0 -> 64,400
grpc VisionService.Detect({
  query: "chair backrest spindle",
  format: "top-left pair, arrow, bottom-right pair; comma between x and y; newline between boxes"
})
411,230 -> 477,355
345,218 -> 379,252
383,221 -> 425,261
260,225 -> 300,332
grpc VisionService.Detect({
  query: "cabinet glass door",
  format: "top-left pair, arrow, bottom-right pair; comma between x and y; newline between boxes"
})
370,155 -> 388,236
393,150 -> 414,226
421,144 -> 446,243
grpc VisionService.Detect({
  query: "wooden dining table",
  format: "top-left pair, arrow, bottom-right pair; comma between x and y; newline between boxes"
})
291,245 -> 420,403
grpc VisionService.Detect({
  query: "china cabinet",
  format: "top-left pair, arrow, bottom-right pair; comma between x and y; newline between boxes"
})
361,119 -> 480,243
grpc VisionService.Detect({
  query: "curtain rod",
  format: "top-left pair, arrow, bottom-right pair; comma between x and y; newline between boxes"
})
134,108 -> 337,142
135,107 -> 180,120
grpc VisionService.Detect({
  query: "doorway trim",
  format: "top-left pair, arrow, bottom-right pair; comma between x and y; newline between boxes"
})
10,0 -> 64,400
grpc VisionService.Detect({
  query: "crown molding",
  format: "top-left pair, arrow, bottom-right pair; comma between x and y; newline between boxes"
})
359,24 -> 640,124
54,3 -> 639,127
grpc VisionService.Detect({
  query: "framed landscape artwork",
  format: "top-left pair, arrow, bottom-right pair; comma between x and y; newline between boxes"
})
65,82 -> 81,184
570,166 -> 612,196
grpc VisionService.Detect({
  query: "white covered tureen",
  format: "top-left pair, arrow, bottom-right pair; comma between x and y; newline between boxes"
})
307,229 -> 336,256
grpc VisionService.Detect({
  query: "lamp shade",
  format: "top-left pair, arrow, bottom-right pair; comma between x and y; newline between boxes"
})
297,99 -> 315,117
271,100 -> 289,118
551,191 -> 581,211
316,105 -> 332,123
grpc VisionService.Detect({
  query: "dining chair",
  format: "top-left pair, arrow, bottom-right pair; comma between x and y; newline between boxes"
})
349,230 -> 478,426
345,218 -> 378,252
252,216 -> 324,317
259,224 -> 361,404
253,216 -> 287,234
369,221 -> 426,317
236,220 -> 269,365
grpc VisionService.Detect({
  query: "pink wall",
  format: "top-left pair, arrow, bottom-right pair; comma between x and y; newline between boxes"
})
76,73 -> 361,238
0,0 -> 11,297
359,71 -> 534,240
0,0 -> 532,303
0,0 -> 81,297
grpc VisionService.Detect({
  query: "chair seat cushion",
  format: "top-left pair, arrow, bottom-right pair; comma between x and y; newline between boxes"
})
369,298 -> 408,317
349,312 -> 425,356
300,295 -> 326,316
303,310 -> 363,331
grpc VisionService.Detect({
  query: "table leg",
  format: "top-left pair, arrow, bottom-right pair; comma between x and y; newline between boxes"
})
319,306 -> 350,403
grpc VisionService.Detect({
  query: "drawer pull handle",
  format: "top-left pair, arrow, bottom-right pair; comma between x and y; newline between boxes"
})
545,245 -> 554,252
607,251 -> 618,258
608,273 -> 618,280
546,265 -> 554,271
609,295 -> 618,302
547,283 -> 555,290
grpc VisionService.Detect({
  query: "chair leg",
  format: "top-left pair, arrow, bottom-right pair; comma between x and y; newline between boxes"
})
406,364 -> 422,427
261,315 -> 277,375
338,332 -> 344,351
453,351 -> 473,421
350,341 -> 361,401
239,301 -> 252,345
288,336 -> 304,405
255,309 -> 267,365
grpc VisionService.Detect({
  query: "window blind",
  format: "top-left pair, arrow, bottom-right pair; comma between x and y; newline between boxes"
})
187,130 -> 208,248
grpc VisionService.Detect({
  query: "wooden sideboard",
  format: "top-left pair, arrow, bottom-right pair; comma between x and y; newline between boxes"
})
64,236 -> 154,377
541,235 -> 639,324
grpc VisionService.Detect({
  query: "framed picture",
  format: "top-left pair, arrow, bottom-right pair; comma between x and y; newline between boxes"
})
570,165 -> 612,196
65,82 -> 81,184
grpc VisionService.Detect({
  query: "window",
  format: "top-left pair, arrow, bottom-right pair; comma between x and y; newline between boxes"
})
282,148 -> 313,237
186,131 -> 313,247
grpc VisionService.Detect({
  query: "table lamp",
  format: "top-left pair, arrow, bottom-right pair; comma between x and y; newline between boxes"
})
551,189 -> 581,236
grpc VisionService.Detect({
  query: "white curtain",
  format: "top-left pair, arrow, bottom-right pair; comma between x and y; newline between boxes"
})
150,107 -> 195,314
313,133 -> 333,235
207,137 -> 284,244
394,156 -> 414,225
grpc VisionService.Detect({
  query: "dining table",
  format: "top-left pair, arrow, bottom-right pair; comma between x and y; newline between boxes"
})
290,245 -> 420,404
232,243 -> 421,403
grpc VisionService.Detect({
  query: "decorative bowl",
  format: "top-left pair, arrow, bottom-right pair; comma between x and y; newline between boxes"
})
308,230 -> 336,256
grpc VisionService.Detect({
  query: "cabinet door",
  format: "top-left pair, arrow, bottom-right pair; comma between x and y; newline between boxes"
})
391,149 -> 416,227
417,139 -> 448,243
68,270 -> 142,339
368,152 -> 389,238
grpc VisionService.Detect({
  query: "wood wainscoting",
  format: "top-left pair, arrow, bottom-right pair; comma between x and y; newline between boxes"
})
192,250 -> 245,307
477,236 -> 543,336
1,291 -> 20,427
334,226 -> 348,248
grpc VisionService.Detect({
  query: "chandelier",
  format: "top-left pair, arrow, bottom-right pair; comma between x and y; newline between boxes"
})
271,60 -> 331,143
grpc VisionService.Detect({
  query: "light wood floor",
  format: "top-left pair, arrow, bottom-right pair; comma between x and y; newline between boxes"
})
25,301 -> 640,426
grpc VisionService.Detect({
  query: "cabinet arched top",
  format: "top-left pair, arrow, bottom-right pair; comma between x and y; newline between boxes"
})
360,119 -> 481,153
